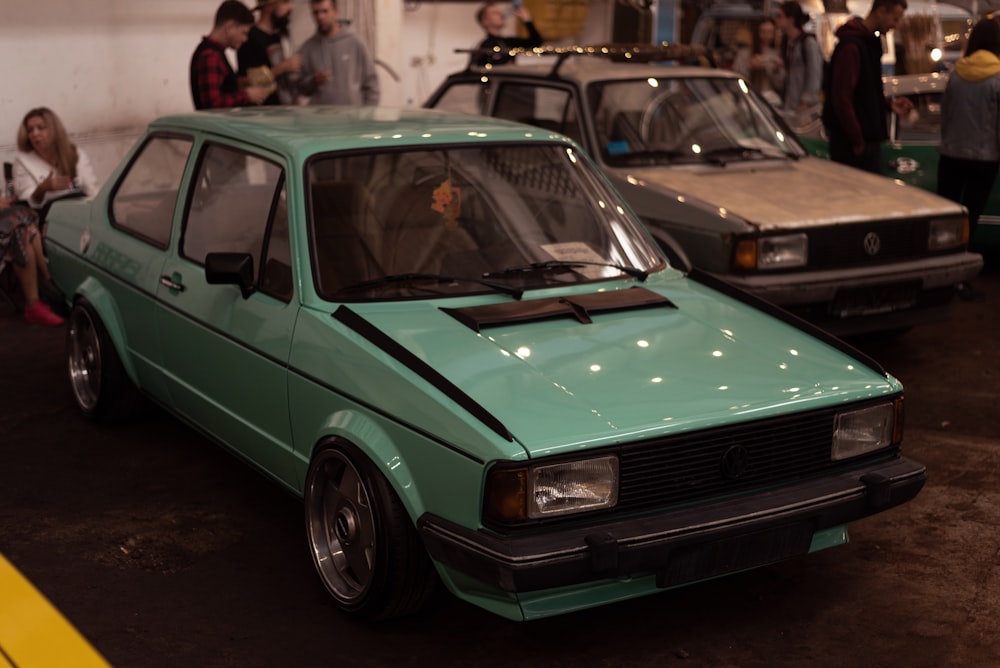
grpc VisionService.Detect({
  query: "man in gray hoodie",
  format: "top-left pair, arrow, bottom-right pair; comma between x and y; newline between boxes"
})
298,0 -> 379,105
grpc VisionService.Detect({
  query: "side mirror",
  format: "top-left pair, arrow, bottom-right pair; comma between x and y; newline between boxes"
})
205,252 -> 256,299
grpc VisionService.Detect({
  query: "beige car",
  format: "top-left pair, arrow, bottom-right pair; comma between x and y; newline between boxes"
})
427,47 -> 982,336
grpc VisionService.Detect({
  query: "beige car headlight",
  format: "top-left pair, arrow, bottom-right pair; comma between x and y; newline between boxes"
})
928,216 -> 968,250
831,399 -> 903,460
484,456 -> 619,523
733,234 -> 808,270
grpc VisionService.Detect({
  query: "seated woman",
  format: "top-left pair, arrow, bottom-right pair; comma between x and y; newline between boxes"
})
0,196 -> 64,326
12,107 -> 99,209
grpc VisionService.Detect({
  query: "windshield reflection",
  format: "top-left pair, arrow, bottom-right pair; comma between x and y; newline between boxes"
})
308,143 -> 664,301
589,77 -> 805,167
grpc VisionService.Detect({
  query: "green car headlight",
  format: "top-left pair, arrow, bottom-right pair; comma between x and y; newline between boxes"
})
928,216 -> 967,250
831,400 -> 902,461
484,456 -> 619,523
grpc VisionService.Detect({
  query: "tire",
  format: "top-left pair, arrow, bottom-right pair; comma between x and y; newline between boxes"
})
304,441 -> 436,621
66,300 -> 141,422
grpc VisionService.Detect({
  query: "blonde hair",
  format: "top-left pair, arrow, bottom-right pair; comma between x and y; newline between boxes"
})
17,107 -> 79,179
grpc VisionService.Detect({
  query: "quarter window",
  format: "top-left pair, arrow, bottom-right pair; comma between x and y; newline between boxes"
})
110,135 -> 192,248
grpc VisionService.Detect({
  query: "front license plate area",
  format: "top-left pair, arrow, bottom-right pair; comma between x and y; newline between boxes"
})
656,522 -> 814,588
831,280 -> 920,317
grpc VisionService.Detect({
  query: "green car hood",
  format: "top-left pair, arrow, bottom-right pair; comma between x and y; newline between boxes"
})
341,277 -> 898,458
614,155 -> 962,231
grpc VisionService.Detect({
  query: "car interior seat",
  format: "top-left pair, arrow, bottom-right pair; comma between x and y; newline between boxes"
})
310,180 -> 384,295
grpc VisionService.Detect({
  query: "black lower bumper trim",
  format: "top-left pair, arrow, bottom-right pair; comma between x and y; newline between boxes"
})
418,456 -> 925,593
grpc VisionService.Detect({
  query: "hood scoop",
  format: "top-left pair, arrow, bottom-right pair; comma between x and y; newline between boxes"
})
441,287 -> 675,332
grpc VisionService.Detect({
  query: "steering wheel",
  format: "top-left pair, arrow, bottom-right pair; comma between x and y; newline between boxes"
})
639,90 -> 686,147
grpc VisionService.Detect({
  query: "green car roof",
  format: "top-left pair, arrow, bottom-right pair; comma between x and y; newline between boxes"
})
150,106 -> 574,161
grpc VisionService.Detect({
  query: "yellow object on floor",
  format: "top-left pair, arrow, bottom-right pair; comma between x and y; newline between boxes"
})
0,554 -> 109,667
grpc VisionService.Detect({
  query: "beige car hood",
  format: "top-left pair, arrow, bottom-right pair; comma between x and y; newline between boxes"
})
616,155 -> 963,231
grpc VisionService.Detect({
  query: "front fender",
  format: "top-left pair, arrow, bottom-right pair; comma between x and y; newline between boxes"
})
293,403 -> 487,531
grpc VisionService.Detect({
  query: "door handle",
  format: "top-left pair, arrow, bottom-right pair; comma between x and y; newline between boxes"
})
159,275 -> 186,292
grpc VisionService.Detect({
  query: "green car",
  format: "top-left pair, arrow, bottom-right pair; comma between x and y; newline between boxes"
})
798,72 -> 999,252
45,107 -> 924,622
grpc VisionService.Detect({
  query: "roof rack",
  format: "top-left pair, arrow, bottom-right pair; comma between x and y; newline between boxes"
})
456,43 -> 712,78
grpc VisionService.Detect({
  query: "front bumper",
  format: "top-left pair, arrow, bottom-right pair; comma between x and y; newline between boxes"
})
722,252 -> 983,336
724,252 -> 982,306
418,456 -> 925,593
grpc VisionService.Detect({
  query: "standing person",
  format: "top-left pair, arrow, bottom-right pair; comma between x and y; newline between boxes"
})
237,0 -> 303,105
774,2 -> 823,125
822,0 -> 913,173
190,0 -> 271,110
298,0 -> 380,106
937,15 -> 1000,300
13,107 -> 99,210
0,198 -> 63,326
733,17 -> 786,106
474,1 -> 544,67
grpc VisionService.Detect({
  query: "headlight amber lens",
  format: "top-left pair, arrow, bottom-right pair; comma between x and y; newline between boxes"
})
733,239 -> 758,270
484,456 -> 619,523
928,217 -> 967,250
831,402 -> 895,460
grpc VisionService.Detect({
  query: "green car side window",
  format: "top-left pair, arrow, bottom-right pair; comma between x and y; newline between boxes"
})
183,143 -> 291,301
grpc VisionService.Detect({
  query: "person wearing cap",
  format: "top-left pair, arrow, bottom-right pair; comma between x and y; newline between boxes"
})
190,0 -> 271,109
297,0 -> 379,106
238,0 -> 303,105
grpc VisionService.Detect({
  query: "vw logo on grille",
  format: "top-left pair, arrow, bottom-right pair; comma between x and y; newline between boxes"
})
720,445 -> 750,480
863,232 -> 882,256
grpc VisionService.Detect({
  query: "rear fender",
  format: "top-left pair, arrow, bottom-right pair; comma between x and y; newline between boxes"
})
72,277 -> 138,384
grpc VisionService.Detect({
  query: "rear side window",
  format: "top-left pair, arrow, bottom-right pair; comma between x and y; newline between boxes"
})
431,82 -> 488,115
110,135 -> 192,248
183,143 -> 292,301
493,83 -> 584,147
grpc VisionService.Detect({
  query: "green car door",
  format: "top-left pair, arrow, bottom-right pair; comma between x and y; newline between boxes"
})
155,141 -> 298,488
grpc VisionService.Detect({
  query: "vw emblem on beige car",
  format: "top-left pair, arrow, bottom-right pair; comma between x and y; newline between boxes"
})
864,232 -> 882,256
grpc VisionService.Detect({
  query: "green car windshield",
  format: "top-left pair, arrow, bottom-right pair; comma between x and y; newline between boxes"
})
588,77 -> 805,167
307,143 -> 664,301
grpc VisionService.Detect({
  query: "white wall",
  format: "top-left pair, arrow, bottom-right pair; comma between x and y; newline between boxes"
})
398,1 -> 615,107
0,1 -> 619,183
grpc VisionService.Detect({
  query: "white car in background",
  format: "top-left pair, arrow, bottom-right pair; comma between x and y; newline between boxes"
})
427,45 -> 982,337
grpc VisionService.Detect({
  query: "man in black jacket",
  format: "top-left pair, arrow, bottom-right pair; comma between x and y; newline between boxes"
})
822,0 -> 913,173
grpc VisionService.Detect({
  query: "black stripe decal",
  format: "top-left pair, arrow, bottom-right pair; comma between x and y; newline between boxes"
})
333,306 -> 514,442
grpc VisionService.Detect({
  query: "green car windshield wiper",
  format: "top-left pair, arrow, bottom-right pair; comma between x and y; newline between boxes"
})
337,273 -> 524,299
482,260 -> 648,281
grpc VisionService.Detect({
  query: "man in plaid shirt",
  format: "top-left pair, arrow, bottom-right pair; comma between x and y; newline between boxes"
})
190,1 -> 271,110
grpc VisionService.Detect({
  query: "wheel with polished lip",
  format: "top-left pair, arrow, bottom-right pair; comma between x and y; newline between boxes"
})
304,441 -> 436,620
66,299 -> 140,421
